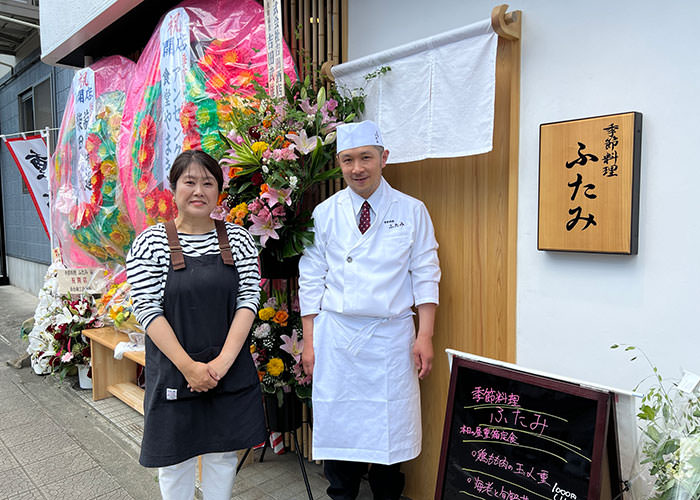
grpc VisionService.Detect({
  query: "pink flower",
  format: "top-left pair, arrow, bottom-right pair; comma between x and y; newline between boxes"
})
258,207 -> 271,220
280,329 -> 303,363
248,198 -> 263,214
272,147 -> 297,161
299,99 -> 317,115
325,99 -> 338,112
262,149 -> 272,160
249,212 -> 282,247
292,363 -> 312,385
227,130 -> 244,144
286,129 -> 319,155
61,352 -> 74,363
272,205 -> 286,217
210,205 -> 228,220
261,186 -> 292,208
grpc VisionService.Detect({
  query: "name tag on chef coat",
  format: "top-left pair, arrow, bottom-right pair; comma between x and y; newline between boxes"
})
382,219 -> 407,231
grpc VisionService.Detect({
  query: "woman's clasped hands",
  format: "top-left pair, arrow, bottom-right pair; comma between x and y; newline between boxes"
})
184,357 -> 229,392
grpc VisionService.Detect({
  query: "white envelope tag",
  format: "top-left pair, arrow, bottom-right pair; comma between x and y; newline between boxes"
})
677,371 -> 700,394
166,388 -> 178,400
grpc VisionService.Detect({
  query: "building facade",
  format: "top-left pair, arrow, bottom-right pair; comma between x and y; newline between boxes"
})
0,4 -> 75,293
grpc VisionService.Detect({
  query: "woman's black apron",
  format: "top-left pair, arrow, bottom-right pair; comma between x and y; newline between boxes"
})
139,219 -> 267,468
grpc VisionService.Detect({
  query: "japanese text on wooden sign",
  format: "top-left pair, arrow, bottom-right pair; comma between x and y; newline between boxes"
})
538,112 -> 642,254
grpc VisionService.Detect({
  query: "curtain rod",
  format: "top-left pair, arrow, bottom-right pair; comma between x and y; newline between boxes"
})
321,3 -> 521,81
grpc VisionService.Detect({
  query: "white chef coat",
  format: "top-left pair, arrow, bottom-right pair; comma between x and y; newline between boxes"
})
299,178 -> 440,464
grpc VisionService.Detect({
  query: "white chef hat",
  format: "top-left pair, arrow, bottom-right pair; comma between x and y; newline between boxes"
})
336,120 -> 384,154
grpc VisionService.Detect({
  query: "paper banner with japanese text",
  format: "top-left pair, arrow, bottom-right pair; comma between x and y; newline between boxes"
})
263,0 -> 284,98
159,8 -> 190,181
4,134 -> 50,237
331,18 -> 497,164
73,68 -> 96,204
538,112 -> 642,254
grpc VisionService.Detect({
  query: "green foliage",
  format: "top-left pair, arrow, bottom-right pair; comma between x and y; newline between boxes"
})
611,344 -> 700,499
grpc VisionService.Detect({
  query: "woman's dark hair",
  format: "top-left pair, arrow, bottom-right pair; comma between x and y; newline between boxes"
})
169,150 -> 224,192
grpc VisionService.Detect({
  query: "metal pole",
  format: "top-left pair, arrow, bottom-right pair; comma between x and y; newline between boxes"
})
0,14 -> 39,29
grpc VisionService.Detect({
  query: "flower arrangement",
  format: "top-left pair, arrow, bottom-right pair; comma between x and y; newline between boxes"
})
215,75 -> 366,260
44,293 -> 100,378
128,82 -> 178,226
612,344 -> 700,500
53,91 -> 135,265
123,31 -> 296,230
95,273 -> 144,337
251,281 -> 311,405
27,265 -> 102,378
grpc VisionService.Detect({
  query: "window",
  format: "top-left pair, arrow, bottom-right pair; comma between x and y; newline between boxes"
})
18,78 -> 53,194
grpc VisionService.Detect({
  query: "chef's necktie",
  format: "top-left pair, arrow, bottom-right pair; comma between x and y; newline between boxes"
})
358,201 -> 371,234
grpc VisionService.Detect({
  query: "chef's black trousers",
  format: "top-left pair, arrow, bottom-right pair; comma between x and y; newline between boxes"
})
324,460 -> 405,500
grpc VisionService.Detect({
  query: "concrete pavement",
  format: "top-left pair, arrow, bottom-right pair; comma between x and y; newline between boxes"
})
0,285 -> 380,500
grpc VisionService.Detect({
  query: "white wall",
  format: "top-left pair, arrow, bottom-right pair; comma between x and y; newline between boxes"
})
347,0 -> 700,393
40,0 -> 141,65
8,257 -> 48,296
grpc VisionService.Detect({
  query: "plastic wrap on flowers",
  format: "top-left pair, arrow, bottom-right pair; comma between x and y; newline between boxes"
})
118,0 -> 297,232
51,56 -> 136,268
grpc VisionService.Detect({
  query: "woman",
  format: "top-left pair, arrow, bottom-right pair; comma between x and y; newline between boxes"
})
126,150 -> 266,499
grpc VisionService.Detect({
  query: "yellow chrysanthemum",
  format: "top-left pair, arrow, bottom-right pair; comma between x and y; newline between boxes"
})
251,141 -> 269,155
258,307 -> 275,321
267,358 -> 284,377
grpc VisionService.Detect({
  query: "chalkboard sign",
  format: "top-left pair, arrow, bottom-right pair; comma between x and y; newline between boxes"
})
435,357 -> 611,500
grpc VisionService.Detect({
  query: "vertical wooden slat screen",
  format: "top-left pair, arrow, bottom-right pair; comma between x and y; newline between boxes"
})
277,0 -> 348,462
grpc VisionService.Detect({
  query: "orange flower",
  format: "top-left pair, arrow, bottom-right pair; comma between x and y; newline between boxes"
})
260,184 -> 269,194
229,167 -> 243,178
225,214 -> 234,222
144,197 -> 155,211
137,178 -> 149,194
234,218 -> 244,226
217,192 -> 228,205
209,73 -> 227,90
272,310 -> 289,326
258,371 -> 264,382
200,53 -> 214,68
223,50 -> 239,65
262,119 -> 271,128
233,70 -> 254,88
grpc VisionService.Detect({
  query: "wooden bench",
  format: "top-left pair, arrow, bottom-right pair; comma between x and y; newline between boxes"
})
83,326 -> 145,415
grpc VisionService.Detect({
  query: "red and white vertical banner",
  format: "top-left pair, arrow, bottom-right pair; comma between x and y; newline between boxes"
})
4,134 -> 50,237
263,0 -> 285,98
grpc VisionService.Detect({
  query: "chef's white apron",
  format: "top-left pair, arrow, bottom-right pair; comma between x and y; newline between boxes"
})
311,309 -> 421,464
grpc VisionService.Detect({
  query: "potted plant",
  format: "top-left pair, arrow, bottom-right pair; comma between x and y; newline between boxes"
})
612,344 -> 700,499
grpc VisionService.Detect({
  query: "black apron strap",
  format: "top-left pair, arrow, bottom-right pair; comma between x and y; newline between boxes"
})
164,220 -> 186,270
215,219 -> 235,267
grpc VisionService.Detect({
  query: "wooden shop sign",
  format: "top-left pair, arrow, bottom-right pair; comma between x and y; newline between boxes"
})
538,112 -> 642,254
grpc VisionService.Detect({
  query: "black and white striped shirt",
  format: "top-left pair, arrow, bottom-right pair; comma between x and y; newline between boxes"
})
126,222 -> 260,329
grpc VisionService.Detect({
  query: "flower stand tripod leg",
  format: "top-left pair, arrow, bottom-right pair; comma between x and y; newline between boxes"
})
291,428 -> 313,500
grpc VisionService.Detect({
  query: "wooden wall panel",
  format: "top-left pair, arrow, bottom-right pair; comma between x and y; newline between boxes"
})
385,33 -> 520,499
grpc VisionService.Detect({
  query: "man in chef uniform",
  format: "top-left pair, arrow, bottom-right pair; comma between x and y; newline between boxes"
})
299,120 -> 441,500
